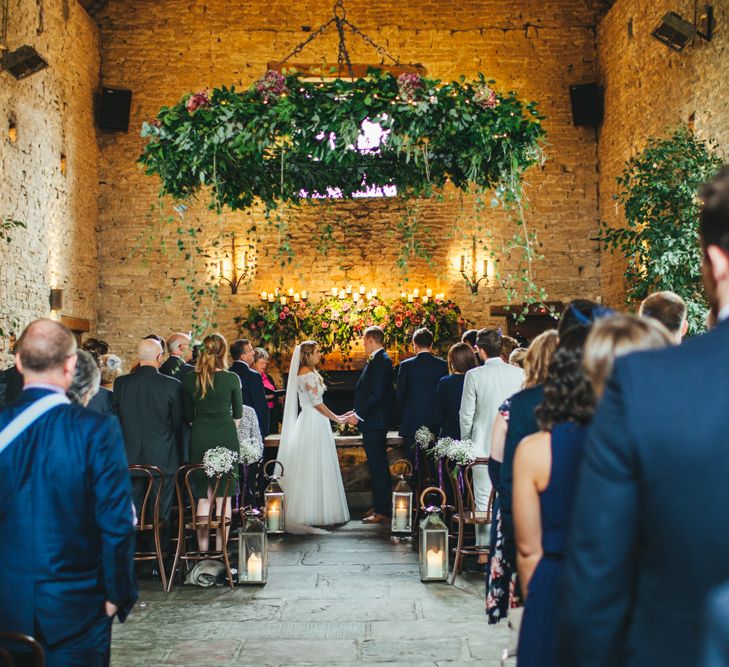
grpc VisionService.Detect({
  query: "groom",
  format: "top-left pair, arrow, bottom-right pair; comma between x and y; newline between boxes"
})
348,326 -> 395,524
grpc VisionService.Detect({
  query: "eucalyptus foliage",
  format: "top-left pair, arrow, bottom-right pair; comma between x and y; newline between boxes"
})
601,128 -> 723,333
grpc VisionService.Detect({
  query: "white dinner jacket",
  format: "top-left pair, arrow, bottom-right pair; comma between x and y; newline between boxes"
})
459,358 -> 525,458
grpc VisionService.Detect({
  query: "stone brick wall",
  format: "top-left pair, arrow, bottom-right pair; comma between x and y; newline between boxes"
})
93,0 -> 602,365
0,0 -> 100,361
596,0 -> 729,307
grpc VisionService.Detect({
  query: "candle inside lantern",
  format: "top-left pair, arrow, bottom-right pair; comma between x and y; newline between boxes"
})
261,291 -> 268,301
280,296 -> 287,305
426,547 -> 443,578
331,287 -> 338,296
288,287 -> 294,297
359,285 -> 366,294
268,294 -> 275,303
267,505 -> 280,532
247,552 -> 263,582
301,290 -> 308,300
395,502 -> 408,531
426,288 -> 433,297
294,293 -> 300,302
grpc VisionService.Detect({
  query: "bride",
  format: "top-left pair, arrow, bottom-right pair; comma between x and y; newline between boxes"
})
276,340 -> 350,528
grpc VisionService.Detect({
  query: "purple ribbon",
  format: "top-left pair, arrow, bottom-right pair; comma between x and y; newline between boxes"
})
457,466 -> 465,496
243,464 -> 249,501
438,457 -> 444,490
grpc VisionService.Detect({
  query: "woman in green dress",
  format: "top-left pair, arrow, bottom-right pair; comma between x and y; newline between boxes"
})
182,333 -> 243,552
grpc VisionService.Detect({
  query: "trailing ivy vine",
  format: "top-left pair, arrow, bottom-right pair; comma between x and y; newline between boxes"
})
600,127 -> 723,334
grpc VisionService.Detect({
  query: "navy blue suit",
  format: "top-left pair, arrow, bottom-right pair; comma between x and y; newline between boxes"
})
88,385 -> 114,417
500,384 -> 543,568
0,388 -> 137,660
230,360 -> 270,437
396,352 -> 448,441
560,320 -> 729,667
434,373 -> 466,439
354,349 -> 395,515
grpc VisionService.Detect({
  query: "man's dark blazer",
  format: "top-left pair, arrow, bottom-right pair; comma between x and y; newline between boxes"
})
396,352 -> 448,440
354,348 -> 395,433
0,387 -> 137,646
159,355 -> 195,381
88,385 -> 114,417
112,366 -> 183,474
434,373 -> 466,439
560,320 -> 729,667
500,383 -> 543,566
230,360 -> 270,437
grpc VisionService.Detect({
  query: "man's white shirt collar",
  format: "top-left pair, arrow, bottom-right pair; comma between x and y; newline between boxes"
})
718,304 -> 729,322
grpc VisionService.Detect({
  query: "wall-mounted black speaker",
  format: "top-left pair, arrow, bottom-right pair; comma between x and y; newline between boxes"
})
569,83 -> 603,127
99,87 -> 132,132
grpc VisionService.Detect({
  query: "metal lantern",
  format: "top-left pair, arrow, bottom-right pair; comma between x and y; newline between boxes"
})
238,508 -> 268,585
263,460 -> 285,534
418,486 -> 448,582
391,459 -> 414,534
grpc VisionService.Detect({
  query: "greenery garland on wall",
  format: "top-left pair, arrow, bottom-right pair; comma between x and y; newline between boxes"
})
138,68 -> 547,334
600,127 -> 723,334
235,292 -> 466,358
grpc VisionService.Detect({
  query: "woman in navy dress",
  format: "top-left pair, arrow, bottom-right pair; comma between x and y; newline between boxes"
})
434,342 -> 478,439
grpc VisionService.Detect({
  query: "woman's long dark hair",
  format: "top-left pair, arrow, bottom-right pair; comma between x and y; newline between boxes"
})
536,326 -> 595,431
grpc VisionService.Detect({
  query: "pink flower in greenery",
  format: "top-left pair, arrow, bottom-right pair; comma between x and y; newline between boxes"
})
321,321 -> 330,329
474,83 -> 498,110
186,90 -> 211,114
279,312 -> 286,320
398,72 -> 424,102
256,69 -> 288,103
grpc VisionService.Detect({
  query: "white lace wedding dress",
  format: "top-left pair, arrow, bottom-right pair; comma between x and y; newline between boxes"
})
276,369 -> 350,528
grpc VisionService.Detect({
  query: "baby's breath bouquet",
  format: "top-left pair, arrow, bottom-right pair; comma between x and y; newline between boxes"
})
203,447 -> 239,478
446,438 -> 477,467
415,426 -> 436,455
238,437 -> 263,466
432,436 -> 453,460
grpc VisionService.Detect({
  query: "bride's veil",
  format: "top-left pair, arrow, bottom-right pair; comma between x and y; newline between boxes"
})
276,343 -> 301,466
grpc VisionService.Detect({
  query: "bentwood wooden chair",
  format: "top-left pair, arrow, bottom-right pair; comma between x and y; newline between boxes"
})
448,457 -> 495,585
128,464 -> 168,591
0,633 -> 45,667
167,464 -> 236,592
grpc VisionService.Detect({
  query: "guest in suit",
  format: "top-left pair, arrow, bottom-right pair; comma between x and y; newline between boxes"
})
500,300 -> 600,570
396,327 -> 448,468
230,338 -> 269,501
639,290 -> 688,343
513,327 -> 596,667
0,319 -> 136,665
88,353 -> 121,417
114,338 -> 184,532
182,333 -> 242,552
160,332 -> 195,379
347,326 -> 396,523
702,580 -> 729,667
460,328 -> 524,554
253,347 -> 282,434
434,342 -> 479,440
559,168 -> 729,667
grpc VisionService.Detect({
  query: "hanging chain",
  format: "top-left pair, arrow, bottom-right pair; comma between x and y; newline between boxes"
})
272,0 -> 401,74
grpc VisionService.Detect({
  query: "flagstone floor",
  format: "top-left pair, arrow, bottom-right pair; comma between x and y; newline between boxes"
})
111,521 -> 510,666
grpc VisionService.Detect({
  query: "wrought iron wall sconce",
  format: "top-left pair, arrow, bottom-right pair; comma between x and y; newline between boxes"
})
459,237 -> 493,295
218,234 -> 253,295
651,6 -> 713,52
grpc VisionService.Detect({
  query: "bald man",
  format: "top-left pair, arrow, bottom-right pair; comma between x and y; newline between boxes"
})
0,319 -> 136,665
113,338 -> 184,539
160,332 -> 195,379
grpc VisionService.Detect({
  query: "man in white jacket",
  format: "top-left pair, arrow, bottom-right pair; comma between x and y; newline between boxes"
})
460,328 -> 524,553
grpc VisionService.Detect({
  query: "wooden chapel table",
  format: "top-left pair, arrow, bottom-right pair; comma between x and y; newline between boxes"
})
263,431 -> 404,450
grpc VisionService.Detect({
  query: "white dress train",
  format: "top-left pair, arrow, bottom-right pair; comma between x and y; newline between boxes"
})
277,372 -> 350,527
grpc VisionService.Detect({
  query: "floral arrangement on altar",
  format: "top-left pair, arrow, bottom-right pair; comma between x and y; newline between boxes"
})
234,293 -> 467,357
202,447 -> 239,478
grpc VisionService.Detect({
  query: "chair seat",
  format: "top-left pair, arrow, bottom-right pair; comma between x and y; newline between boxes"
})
135,519 -> 167,532
184,516 -> 232,530
452,511 -> 492,525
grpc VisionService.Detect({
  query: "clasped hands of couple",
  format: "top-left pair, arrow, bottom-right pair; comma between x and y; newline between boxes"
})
336,410 -> 360,426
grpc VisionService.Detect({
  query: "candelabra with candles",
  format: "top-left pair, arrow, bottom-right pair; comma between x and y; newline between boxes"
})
218,234 -> 254,295
458,237 -> 494,295
258,284 -> 446,305
259,287 -> 309,305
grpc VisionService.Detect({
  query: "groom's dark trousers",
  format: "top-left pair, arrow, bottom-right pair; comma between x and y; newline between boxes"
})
355,348 -> 395,517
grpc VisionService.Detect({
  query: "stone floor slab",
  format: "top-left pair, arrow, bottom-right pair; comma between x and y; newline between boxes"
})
281,598 -> 417,622
163,639 -> 241,665
241,638 -> 358,665
360,638 -> 464,662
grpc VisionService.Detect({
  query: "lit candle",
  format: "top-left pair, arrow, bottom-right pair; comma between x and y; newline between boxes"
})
261,291 -> 268,301
280,296 -> 287,305
267,505 -> 280,532
426,288 -> 432,297
218,260 -> 224,277
407,294 -> 414,303
426,547 -> 443,578
247,552 -> 263,582
339,290 -> 346,300
422,295 -> 429,304
346,285 -> 352,294
294,293 -> 300,302
301,290 -> 308,300
413,288 -> 420,298
331,287 -> 338,296
353,292 -> 360,302
288,287 -> 294,297
395,502 -> 408,531
372,288 -> 378,297
359,285 -> 366,294
486,259 -> 494,277
460,255 -> 466,272
274,287 -> 280,297
268,294 -> 275,303
401,291 -> 407,298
